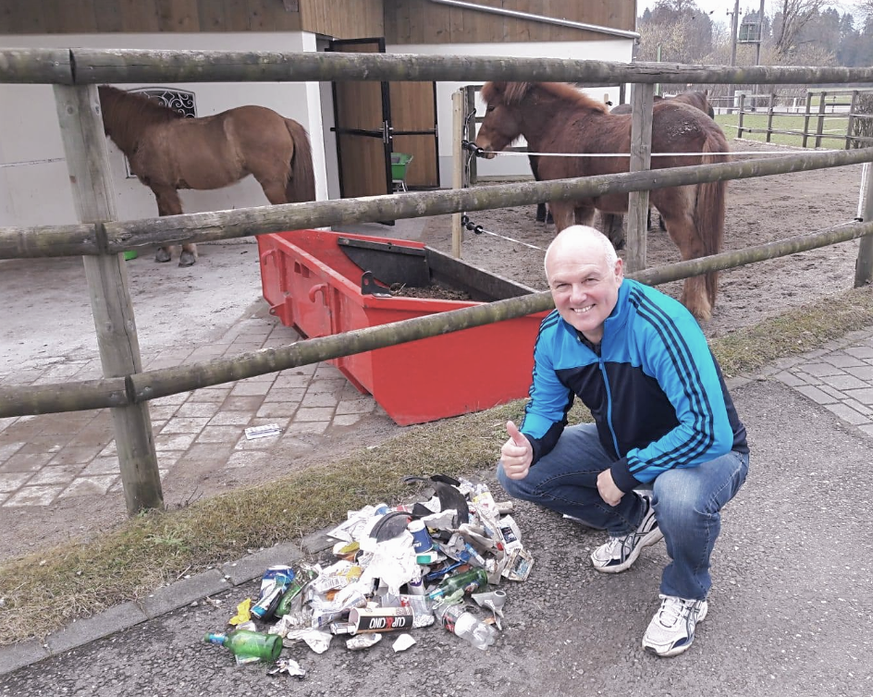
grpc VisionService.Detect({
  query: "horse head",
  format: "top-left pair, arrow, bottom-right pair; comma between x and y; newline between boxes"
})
97,86 -> 183,155
475,82 -> 535,158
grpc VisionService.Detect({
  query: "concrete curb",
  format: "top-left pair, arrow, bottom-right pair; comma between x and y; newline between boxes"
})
0,534 -> 332,677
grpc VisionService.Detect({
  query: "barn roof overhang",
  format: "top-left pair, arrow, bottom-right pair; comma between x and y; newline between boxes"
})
427,0 -> 640,40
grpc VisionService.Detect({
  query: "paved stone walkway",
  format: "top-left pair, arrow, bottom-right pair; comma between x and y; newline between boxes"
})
768,332 -> 873,436
5,311 -> 873,510
0,309 -> 386,508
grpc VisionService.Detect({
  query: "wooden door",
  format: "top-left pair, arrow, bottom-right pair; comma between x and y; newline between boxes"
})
389,81 -> 439,189
329,38 -> 440,196
329,38 -> 391,198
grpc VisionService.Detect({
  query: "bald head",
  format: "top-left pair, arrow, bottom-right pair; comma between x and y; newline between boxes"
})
544,225 -> 618,280
544,225 -> 623,343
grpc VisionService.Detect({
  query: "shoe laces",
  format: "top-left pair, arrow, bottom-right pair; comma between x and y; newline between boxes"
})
656,595 -> 697,627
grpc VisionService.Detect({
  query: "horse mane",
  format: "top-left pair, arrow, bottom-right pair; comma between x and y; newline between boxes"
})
481,81 -> 608,113
98,86 -> 184,151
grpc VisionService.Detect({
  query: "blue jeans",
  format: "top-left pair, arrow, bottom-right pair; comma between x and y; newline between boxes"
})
497,423 -> 749,600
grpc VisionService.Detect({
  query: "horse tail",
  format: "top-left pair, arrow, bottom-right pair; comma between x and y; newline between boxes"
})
697,131 -> 729,307
284,119 -> 316,203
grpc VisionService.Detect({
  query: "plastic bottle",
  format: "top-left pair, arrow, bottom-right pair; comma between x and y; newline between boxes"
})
274,566 -> 318,618
427,567 -> 488,600
203,629 -> 282,662
433,603 -> 498,650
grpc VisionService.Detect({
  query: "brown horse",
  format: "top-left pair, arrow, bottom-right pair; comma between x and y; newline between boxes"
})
609,90 -> 715,232
610,90 -> 714,119
475,81 -> 729,321
98,86 -> 316,266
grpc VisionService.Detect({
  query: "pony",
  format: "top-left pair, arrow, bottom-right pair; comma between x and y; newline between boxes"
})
98,86 -> 316,266
610,90 -> 715,119
475,81 -> 729,321
609,90 -> 715,232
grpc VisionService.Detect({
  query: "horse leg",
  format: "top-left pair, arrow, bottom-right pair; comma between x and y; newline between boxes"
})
658,193 -> 711,321
548,201 -> 577,232
600,212 -> 626,250
152,188 -> 197,266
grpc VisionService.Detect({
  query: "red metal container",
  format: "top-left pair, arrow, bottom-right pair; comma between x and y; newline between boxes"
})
257,229 -> 547,425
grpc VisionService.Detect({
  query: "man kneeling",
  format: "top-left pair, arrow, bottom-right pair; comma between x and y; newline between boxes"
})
498,225 -> 749,657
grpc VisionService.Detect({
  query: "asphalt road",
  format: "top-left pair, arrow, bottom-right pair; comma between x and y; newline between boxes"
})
2,377 -> 871,697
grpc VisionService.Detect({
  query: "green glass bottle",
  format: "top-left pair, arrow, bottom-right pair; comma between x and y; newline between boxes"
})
427,567 -> 488,600
274,566 -> 318,618
203,629 -> 282,663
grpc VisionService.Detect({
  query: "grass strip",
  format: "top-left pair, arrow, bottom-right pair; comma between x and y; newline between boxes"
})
1,285 -> 872,645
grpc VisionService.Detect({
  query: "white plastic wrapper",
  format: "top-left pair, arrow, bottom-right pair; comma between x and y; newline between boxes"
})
280,628 -> 333,654
358,533 -> 420,596
346,632 -> 382,650
392,634 -> 416,652
326,505 -> 379,542
267,657 -> 306,679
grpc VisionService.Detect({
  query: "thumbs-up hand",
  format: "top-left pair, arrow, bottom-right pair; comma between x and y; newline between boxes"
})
500,420 -> 533,480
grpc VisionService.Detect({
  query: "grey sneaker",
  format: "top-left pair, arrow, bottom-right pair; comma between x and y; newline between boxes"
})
590,493 -> 662,573
642,594 -> 709,657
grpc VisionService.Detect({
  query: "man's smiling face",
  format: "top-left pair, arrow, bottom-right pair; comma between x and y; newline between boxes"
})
545,227 -> 624,345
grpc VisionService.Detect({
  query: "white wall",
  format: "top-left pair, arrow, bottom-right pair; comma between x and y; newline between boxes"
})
0,33 -> 328,228
387,40 -> 634,182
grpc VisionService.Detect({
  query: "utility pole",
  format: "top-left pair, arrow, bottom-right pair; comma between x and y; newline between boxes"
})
753,0 -> 766,108
728,0 -> 740,114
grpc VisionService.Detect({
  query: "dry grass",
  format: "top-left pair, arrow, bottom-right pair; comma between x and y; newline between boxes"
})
1,285 -> 872,645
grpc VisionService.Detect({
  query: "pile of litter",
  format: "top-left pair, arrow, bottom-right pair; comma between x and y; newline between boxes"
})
202,474 -> 533,676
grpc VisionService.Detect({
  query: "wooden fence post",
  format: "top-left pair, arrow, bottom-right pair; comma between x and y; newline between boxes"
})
53,84 -> 163,515
815,91 -> 827,148
766,93 -> 775,143
737,93 -> 746,138
846,90 -> 860,150
626,82 -> 654,273
856,163 -> 873,287
802,92 -> 813,148
451,89 -> 464,258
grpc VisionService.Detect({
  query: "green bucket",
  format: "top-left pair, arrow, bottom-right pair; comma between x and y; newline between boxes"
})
123,250 -> 138,261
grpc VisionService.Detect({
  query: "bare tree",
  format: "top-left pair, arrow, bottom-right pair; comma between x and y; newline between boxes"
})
774,0 -> 825,56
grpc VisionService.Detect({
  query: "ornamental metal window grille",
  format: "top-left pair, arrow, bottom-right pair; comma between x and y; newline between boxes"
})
123,87 -> 197,178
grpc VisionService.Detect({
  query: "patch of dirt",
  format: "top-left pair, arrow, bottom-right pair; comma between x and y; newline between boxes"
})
418,139 -> 869,338
389,283 -> 472,301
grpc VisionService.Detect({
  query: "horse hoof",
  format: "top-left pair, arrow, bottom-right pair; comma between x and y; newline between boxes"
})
155,250 -> 172,263
178,252 -> 197,267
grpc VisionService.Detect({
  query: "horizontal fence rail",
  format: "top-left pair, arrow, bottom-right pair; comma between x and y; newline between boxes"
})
5,48 -> 873,86
2,48 -> 872,513
3,148 -> 873,259
3,217 -> 873,420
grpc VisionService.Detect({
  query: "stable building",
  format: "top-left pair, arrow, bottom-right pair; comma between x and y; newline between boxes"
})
0,0 -> 636,227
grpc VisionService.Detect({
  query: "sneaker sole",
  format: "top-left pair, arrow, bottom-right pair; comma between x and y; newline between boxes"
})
593,527 -> 664,574
643,601 -> 708,658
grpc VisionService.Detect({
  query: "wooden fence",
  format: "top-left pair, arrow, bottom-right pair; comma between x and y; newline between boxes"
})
727,88 -> 873,149
2,49 -> 873,514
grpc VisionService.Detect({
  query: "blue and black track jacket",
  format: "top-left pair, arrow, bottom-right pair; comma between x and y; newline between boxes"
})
521,279 -> 748,493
